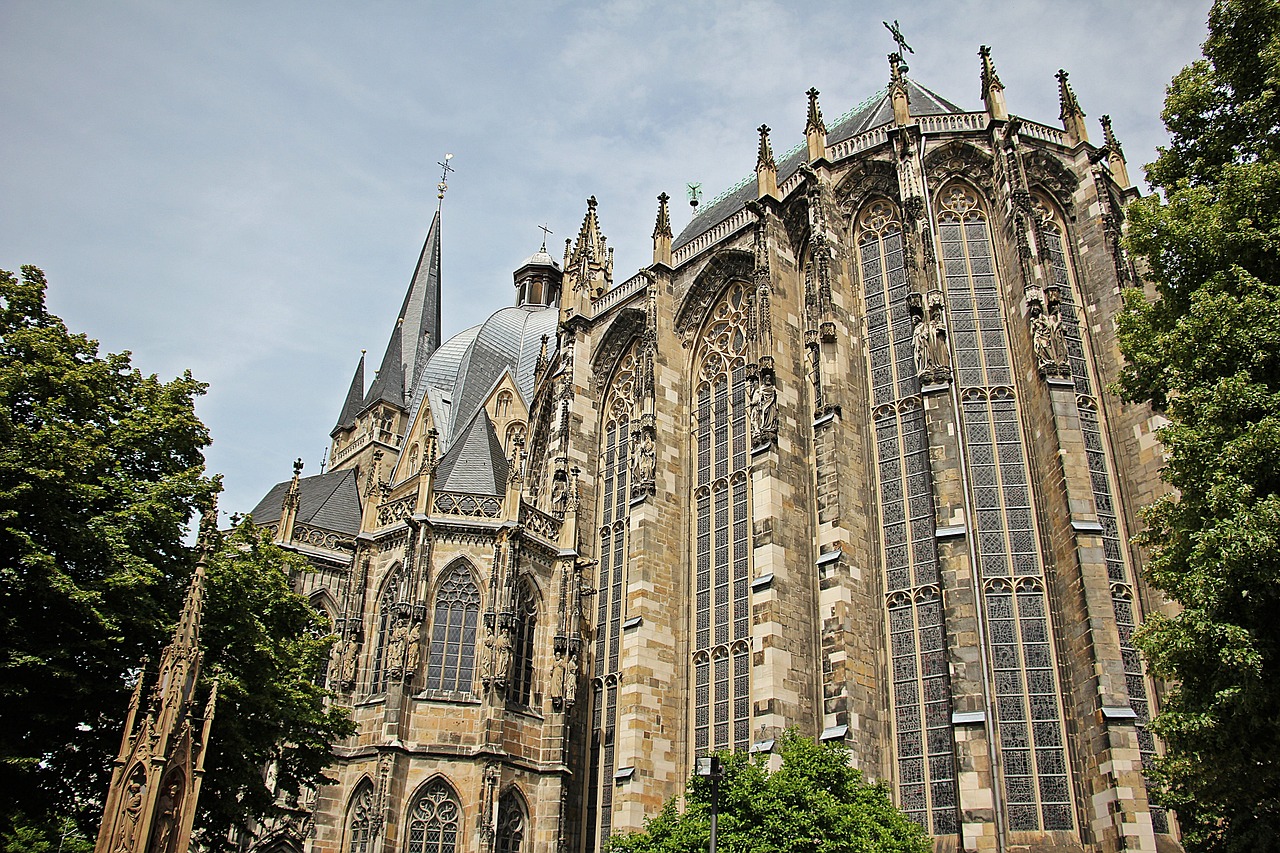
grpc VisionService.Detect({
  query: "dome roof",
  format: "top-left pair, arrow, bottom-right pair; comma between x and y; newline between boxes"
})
518,250 -> 561,270
412,305 -> 558,450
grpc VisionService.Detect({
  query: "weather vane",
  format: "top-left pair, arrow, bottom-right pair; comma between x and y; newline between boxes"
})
883,20 -> 914,56
687,182 -> 702,210
537,223 -> 553,252
436,152 -> 455,204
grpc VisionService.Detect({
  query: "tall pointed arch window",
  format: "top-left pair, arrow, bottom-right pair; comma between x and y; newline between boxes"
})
937,183 -> 1072,832
406,779 -> 462,853
346,782 -> 375,853
856,199 -> 956,835
495,790 -> 527,853
691,281 -> 751,757
585,344 -> 638,853
1033,195 -> 1167,833
425,564 -> 481,694
370,563 -> 406,695
508,580 -> 537,706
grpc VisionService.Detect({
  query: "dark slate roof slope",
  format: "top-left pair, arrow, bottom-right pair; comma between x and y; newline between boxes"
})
331,354 -> 366,436
673,78 -> 967,252
434,408 -> 509,495
249,468 -> 362,536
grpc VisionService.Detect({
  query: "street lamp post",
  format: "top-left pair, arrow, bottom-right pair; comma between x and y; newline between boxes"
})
694,756 -> 722,853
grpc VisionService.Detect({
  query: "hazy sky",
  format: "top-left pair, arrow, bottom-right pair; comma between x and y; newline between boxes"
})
1,0 -> 1211,518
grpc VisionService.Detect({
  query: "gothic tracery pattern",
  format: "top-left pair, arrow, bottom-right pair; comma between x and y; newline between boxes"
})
857,199 -> 958,835
406,780 -> 461,853
424,564 -> 481,694
691,283 -> 751,757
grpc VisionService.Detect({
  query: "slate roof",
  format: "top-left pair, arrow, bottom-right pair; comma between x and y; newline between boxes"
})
249,467 -> 362,536
413,305 -> 557,451
673,79 -> 967,251
434,407 -> 509,495
331,353 -> 365,436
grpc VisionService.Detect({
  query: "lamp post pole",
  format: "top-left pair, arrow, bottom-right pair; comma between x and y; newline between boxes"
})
695,756 -> 722,853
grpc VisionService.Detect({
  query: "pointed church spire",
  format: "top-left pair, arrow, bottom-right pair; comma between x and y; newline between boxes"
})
805,88 -> 827,163
563,196 -> 613,301
756,125 -> 779,200
1056,69 -> 1089,145
979,45 -> 1007,121
363,318 -> 405,410
331,352 -> 366,437
1100,114 -> 1131,188
652,192 -> 673,267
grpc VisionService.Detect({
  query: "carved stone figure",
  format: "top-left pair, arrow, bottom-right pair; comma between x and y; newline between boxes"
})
405,626 -> 421,683
1030,303 -> 1058,365
927,300 -> 951,370
563,651 -> 579,707
480,630 -> 496,685
338,636 -> 359,688
114,780 -> 144,853
493,628 -> 513,686
912,310 -> 931,375
550,478 -> 568,516
150,780 -> 181,853
749,375 -> 778,443
635,430 -> 656,484
549,649 -> 566,707
386,619 -> 409,680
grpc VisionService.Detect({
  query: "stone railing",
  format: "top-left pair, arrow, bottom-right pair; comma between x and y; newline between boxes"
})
521,503 -> 562,542
292,524 -> 356,552
1013,117 -> 1069,147
592,271 -> 650,317
673,205 -> 756,267
918,112 -> 989,135
826,122 -> 891,163
433,491 -> 503,519
376,494 -> 415,528
331,433 -> 371,466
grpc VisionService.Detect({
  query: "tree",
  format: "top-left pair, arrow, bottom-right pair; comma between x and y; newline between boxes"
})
606,732 -> 930,853
1117,1 -> 1280,849
0,266 -> 350,848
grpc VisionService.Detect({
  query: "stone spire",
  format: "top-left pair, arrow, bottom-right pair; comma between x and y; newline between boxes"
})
560,196 -> 613,321
1056,69 -> 1089,145
756,124 -> 779,200
805,88 -> 827,163
889,53 -> 911,125
276,458 -> 304,545
651,192 -> 673,267
1101,114 -> 1131,188
94,498 -> 220,853
979,45 -> 1007,121
331,352 -> 365,437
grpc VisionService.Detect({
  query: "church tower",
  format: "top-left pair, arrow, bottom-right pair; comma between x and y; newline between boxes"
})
94,504 -> 220,853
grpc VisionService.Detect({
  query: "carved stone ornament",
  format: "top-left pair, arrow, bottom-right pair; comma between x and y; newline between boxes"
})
924,141 -> 996,198
1028,292 -> 1070,380
909,291 -> 952,386
748,371 -> 779,447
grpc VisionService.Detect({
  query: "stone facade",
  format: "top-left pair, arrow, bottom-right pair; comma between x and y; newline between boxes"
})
245,47 -> 1179,853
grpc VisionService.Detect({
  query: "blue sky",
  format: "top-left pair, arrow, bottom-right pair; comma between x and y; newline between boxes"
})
0,0 -> 1211,518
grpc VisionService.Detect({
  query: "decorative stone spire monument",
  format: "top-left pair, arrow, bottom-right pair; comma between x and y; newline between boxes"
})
94,502 -> 220,853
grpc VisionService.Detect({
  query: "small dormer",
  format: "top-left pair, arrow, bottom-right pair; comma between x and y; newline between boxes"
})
513,249 -> 563,308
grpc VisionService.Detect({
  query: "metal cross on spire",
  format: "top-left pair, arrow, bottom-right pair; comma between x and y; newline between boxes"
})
436,152 -> 455,205
538,223 -> 553,252
882,19 -> 914,56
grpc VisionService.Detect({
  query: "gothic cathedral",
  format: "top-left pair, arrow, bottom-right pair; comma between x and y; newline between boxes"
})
245,48 -> 1176,853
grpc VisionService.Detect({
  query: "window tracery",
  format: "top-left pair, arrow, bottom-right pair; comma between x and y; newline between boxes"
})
495,791 -> 526,853
691,282 -> 751,757
406,779 -> 461,853
508,580 -> 537,707
585,345 -> 638,852
370,563 -> 406,695
938,183 -> 1072,832
856,199 -> 956,835
425,564 -> 481,694
346,783 -> 374,853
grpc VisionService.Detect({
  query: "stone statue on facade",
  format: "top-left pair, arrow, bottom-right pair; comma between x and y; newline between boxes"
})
749,373 -> 778,445
338,635 -> 359,689
564,651 -> 579,708
493,628 -> 513,687
1030,301 -> 1069,378
550,649 -> 567,709
386,618 -> 409,680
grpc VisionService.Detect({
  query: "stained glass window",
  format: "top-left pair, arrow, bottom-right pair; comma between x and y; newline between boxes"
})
508,581 -> 537,707
346,783 -> 374,853
857,199 -> 957,835
424,565 -> 480,694
495,791 -> 525,853
406,780 -> 461,853
691,282 -> 752,756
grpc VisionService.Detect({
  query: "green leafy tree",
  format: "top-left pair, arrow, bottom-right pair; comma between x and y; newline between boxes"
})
0,266 -> 350,847
607,732 -> 930,853
1117,1 -> 1280,848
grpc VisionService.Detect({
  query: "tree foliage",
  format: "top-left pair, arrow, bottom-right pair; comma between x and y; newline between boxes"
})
0,266 -> 350,847
606,732 -> 929,853
1117,1 -> 1280,848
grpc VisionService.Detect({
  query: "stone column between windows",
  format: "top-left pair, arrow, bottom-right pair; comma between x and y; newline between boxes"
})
609,271 -> 687,836
1043,380 -> 1157,853
920,383 -> 999,853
